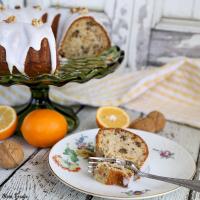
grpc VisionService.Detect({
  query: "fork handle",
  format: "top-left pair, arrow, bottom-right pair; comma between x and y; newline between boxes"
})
139,172 -> 200,192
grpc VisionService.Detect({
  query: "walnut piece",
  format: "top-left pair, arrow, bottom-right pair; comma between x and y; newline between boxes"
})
4,16 -> 16,23
70,7 -> 89,14
129,111 -> 166,133
0,140 -> 24,169
32,18 -> 43,27
129,117 -> 156,132
147,111 -> 166,132
33,5 -> 42,10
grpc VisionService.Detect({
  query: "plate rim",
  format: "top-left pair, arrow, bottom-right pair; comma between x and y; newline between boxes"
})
48,128 -> 196,200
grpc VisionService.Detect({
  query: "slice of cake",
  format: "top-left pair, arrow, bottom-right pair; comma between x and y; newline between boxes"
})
93,162 -> 133,187
59,13 -> 111,59
93,128 -> 149,187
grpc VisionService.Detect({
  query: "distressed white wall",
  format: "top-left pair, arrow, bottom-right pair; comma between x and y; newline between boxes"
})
128,0 -> 154,70
149,0 -> 200,66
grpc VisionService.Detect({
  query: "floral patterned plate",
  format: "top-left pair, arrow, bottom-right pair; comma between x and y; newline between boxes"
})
48,129 -> 196,199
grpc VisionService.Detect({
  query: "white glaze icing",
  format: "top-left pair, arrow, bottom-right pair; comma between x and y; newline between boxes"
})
44,8 -> 71,44
0,21 -> 57,75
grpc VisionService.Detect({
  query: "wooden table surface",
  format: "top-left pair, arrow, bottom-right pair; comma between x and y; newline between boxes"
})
0,106 -> 199,200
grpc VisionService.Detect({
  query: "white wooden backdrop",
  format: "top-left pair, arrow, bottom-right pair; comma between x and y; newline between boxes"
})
129,0 -> 200,68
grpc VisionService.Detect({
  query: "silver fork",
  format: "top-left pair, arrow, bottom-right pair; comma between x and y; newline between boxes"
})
88,157 -> 200,192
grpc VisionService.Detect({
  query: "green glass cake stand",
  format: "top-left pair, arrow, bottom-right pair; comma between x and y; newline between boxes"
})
0,46 -> 124,133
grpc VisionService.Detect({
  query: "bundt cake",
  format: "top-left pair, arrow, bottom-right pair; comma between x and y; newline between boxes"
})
0,17 -> 57,77
94,128 -> 149,187
0,5 -> 111,77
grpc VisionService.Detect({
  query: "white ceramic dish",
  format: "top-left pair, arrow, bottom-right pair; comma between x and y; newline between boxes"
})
49,129 -> 196,199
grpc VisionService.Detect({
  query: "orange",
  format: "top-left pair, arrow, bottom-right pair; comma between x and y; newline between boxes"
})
96,106 -> 130,128
21,109 -> 68,148
0,105 -> 17,140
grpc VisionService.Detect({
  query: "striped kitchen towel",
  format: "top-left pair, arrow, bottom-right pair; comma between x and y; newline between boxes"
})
0,58 -> 200,128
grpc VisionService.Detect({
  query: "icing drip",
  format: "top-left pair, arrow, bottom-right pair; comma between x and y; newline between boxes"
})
0,22 -> 57,75
44,8 -> 71,44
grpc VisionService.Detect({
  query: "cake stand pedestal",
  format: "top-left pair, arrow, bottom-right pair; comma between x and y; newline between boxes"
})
0,46 -> 124,133
14,86 -> 78,133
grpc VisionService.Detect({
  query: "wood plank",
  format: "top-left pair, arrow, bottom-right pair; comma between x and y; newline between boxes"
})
128,0 -> 155,69
0,149 -> 88,200
0,136 -> 37,186
193,0 -> 200,20
155,18 -> 200,34
148,30 -> 200,66
163,0 -> 194,19
93,119 -> 200,200
110,0 -> 134,72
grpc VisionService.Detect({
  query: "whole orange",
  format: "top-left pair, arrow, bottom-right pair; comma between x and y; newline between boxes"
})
21,109 -> 68,148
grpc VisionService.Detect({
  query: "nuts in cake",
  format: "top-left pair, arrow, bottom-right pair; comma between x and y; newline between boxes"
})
32,18 -> 43,27
4,16 -> 16,23
70,7 -> 89,14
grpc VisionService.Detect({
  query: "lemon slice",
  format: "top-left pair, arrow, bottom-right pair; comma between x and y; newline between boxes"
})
0,105 -> 17,140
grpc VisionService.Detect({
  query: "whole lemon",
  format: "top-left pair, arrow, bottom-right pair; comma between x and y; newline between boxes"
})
21,109 -> 68,148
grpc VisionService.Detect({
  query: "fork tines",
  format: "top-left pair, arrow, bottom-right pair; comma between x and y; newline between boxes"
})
88,157 -> 117,174
89,157 -> 117,163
